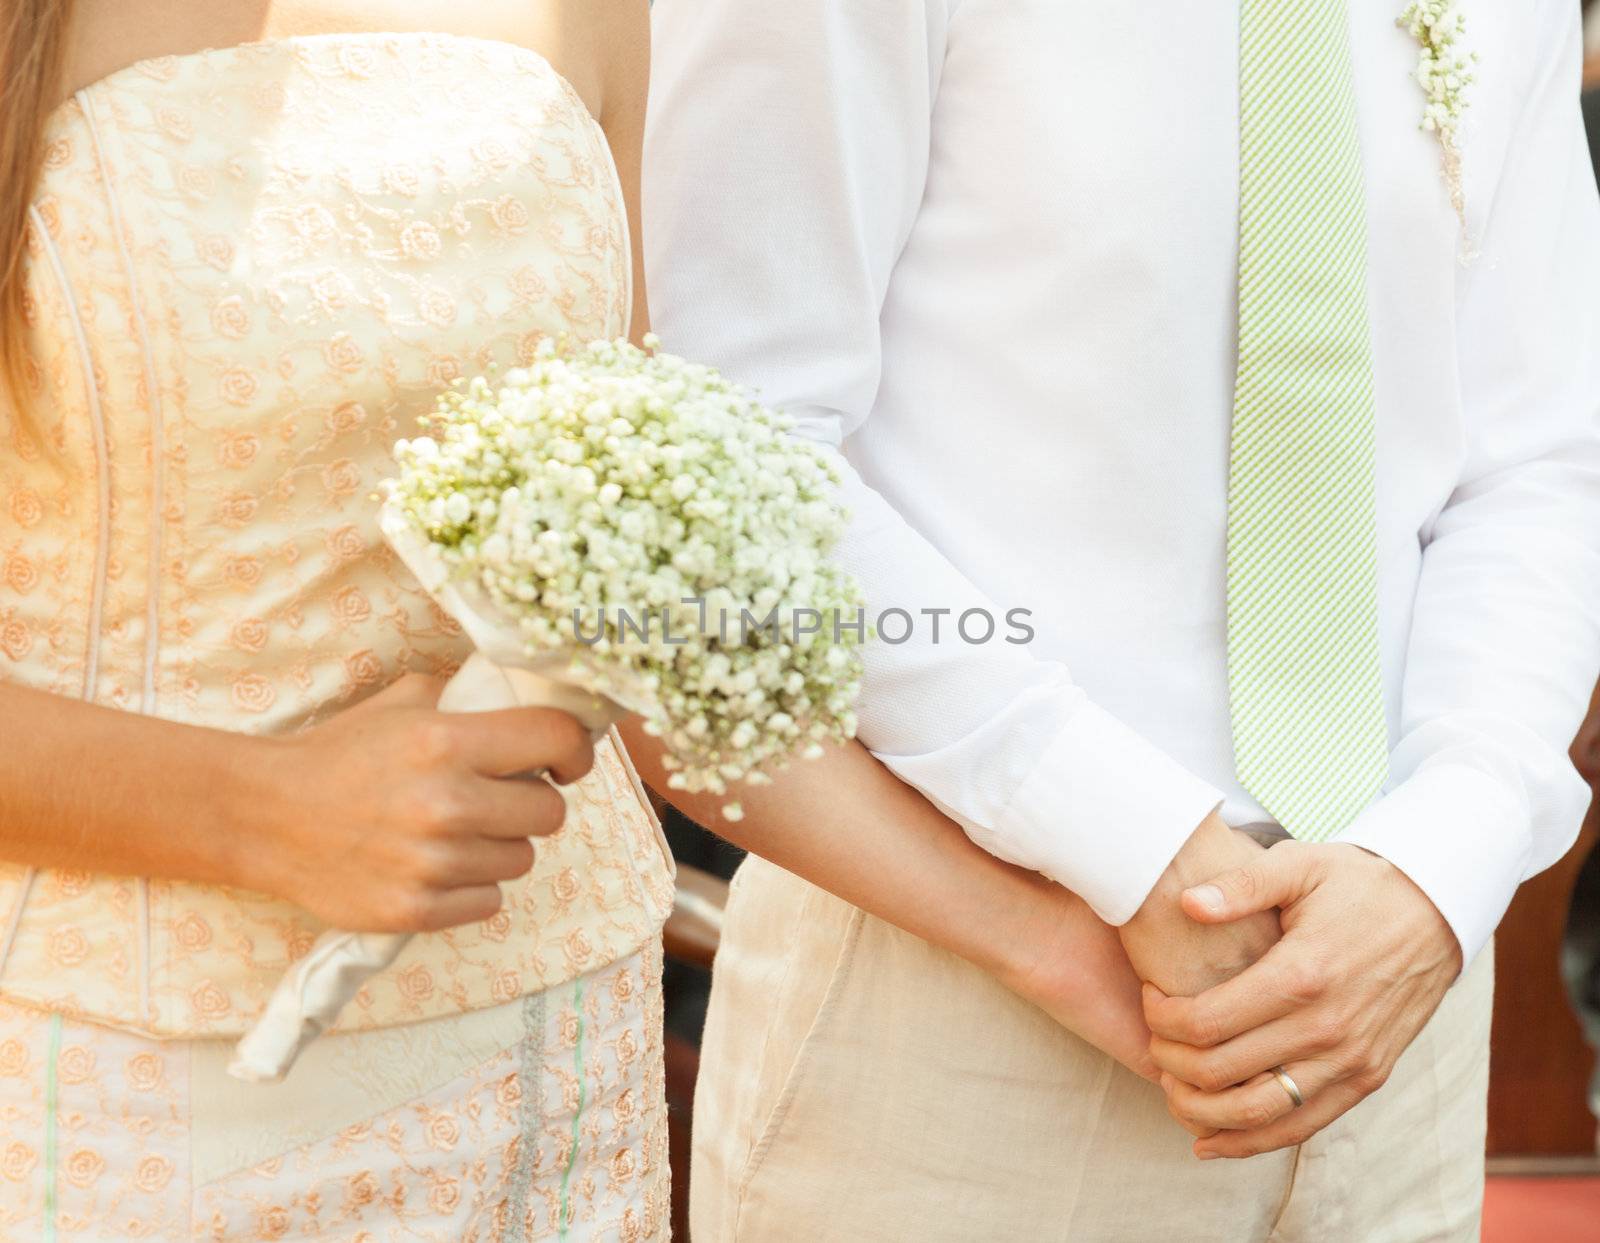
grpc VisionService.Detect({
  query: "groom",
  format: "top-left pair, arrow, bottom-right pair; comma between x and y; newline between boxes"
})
645,1 -> 1600,1238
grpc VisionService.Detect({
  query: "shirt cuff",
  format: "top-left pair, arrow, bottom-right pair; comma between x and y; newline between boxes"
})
983,703 -> 1224,925
1335,763 -> 1532,971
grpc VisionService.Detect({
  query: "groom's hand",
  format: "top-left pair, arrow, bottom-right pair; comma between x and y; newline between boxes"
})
1118,812 -> 1281,999
1143,842 -> 1460,1159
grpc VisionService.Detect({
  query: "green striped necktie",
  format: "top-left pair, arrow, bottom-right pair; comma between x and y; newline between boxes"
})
1226,0 -> 1389,840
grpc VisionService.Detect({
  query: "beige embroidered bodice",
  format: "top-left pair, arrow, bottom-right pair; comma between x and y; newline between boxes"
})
0,32 -> 674,1037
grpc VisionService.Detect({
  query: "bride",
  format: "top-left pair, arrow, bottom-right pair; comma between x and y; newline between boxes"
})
0,1 -> 1163,1238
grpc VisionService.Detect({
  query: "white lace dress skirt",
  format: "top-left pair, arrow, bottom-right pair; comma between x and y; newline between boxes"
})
0,942 -> 669,1242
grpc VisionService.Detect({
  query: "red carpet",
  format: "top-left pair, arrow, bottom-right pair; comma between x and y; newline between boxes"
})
1482,1176 -> 1600,1242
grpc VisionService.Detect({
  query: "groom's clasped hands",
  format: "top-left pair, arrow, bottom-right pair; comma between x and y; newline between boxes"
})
1109,811 -> 1462,1161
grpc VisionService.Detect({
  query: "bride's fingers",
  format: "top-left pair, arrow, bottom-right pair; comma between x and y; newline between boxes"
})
1147,1013 -> 1324,1094
396,883 -> 505,934
445,837 -> 537,886
451,707 -> 595,784
1160,1062 -> 1333,1136
464,775 -> 569,839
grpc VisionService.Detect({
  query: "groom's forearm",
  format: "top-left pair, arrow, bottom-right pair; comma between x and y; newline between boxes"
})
1118,811 -> 1281,998
620,718 -> 1162,1077
621,719 -> 1055,982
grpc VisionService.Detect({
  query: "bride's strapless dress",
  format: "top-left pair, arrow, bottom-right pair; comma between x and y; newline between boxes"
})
0,32 -> 671,1240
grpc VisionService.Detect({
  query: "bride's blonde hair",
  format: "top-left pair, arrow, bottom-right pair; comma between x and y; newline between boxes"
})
0,0 -> 75,427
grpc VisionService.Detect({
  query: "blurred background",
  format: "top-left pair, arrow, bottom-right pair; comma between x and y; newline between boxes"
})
654,10 -> 1600,1239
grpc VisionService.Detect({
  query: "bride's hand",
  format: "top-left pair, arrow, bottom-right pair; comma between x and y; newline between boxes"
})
998,886 -> 1161,1083
247,673 -> 595,933
1118,813 -> 1281,999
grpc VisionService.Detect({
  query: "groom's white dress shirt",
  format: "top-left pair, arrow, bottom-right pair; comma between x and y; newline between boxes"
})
643,0 -> 1600,963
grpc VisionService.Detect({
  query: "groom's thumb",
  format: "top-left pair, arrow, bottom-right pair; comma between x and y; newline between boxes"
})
1181,844 -> 1310,923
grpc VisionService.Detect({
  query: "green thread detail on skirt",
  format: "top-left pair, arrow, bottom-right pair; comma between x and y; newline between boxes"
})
558,978 -> 586,1239
43,1013 -> 62,1243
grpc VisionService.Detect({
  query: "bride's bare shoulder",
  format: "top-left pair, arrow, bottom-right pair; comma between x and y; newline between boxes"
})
297,0 -> 649,120
465,0 -> 650,123
62,0 -> 646,120
284,0 -> 633,117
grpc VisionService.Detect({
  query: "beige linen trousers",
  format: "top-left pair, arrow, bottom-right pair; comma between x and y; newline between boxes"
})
691,855 -> 1492,1243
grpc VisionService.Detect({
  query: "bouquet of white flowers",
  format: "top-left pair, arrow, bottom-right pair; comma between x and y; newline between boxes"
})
229,337 -> 866,1081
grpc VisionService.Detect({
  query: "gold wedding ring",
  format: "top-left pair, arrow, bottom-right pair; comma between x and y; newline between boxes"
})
1271,1066 -> 1305,1109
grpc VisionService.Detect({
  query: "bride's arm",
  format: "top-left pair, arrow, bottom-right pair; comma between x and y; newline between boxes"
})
619,721 -> 1159,1081
587,0 -> 652,348
0,676 -> 595,933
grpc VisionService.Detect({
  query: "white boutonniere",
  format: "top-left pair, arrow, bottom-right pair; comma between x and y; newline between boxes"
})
1399,1 -> 1476,231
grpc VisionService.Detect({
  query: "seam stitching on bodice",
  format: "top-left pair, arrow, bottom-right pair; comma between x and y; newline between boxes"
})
0,872 -> 37,985
2,209 -> 116,985
80,90 -> 164,1029
78,92 -> 167,718
26,207 -> 113,691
